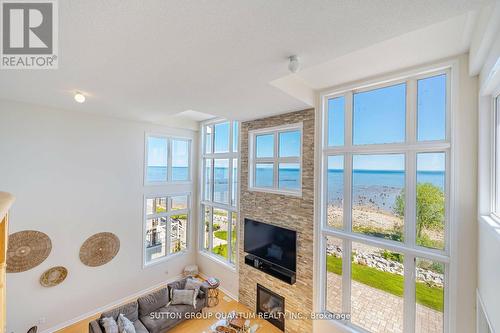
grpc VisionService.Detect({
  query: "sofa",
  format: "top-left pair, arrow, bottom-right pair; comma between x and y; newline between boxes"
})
89,278 -> 208,333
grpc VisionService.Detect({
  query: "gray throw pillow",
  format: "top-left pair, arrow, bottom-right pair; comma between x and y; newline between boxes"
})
171,288 -> 198,307
184,278 -> 203,291
117,313 -> 136,333
100,317 -> 118,333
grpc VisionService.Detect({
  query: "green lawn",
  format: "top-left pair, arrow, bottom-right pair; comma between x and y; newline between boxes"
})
214,230 -> 236,241
212,244 -> 228,258
326,255 -> 443,312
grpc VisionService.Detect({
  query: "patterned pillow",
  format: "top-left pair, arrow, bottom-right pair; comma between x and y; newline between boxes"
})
184,278 -> 203,291
171,288 -> 199,308
100,317 -> 118,333
117,313 -> 136,333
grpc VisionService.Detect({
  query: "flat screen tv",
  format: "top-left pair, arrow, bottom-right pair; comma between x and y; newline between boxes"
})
244,219 -> 296,272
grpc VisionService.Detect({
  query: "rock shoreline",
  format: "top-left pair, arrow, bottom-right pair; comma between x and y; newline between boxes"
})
327,244 -> 444,287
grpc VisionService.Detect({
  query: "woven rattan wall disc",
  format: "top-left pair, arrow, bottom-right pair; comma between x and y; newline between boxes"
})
40,266 -> 68,287
6,230 -> 52,273
79,232 -> 120,267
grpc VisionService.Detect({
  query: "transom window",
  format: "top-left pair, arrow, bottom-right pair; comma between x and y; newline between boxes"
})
144,194 -> 190,265
321,70 -> 450,333
248,123 -> 302,195
201,120 -> 239,265
145,135 -> 191,184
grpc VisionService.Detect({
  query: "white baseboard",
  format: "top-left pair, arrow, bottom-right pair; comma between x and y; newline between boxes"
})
198,272 -> 239,302
40,274 -> 184,333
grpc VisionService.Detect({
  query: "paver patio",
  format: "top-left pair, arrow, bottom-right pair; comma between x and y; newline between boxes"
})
327,273 -> 443,333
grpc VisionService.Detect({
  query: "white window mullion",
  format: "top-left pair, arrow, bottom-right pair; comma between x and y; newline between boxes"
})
404,254 -> 416,333
406,151 -> 417,248
166,216 -> 172,255
343,91 -> 353,320
444,149 -> 451,256
342,238 -> 351,317
344,152 -> 352,232
228,157 -> 233,208
407,79 -> 417,145
274,132 -> 279,188
444,263 -> 450,333
345,91 -> 353,148
227,210 -> 232,264
229,121 -> 234,153
209,206 -> 213,251
210,159 -> 215,202
167,139 -> 173,182
320,235 -> 328,311
322,154 -> 329,230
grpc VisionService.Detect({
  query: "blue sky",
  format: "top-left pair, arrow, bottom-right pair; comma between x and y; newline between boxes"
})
214,122 -> 229,153
256,134 -> 273,157
418,74 -> 446,141
256,130 -> 300,158
148,137 -> 167,166
328,74 -> 446,171
353,83 -> 407,145
148,137 -> 188,167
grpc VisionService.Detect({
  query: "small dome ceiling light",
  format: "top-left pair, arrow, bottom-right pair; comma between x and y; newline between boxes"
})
74,92 -> 86,103
288,55 -> 300,73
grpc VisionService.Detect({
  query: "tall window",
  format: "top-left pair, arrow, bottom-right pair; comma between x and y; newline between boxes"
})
144,194 -> 190,265
201,120 -> 239,265
248,123 -> 302,195
145,135 -> 191,184
321,71 -> 449,333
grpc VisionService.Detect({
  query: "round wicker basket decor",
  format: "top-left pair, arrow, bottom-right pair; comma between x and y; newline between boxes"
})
40,266 -> 68,287
6,230 -> 52,273
79,232 -> 120,267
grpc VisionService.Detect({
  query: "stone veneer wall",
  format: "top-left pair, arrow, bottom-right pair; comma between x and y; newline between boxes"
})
239,108 -> 315,333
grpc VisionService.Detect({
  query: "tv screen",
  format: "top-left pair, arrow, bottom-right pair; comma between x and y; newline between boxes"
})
244,219 -> 296,272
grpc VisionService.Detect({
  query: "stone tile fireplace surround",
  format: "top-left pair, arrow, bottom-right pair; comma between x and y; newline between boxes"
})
239,109 -> 315,333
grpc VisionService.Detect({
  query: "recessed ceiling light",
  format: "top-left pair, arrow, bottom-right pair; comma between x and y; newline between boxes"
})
74,92 -> 86,103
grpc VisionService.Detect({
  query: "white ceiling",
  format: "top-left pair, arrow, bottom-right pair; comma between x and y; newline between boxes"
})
0,0 -> 492,126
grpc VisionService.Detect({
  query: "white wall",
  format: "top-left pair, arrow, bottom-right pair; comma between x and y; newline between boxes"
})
474,2 -> 500,332
452,54 -> 479,333
313,54 -> 479,333
0,100 -> 198,333
196,253 -> 239,300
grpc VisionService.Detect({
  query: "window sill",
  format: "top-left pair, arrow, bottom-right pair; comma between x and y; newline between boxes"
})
480,215 -> 500,241
144,180 -> 193,186
247,186 -> 302,198
143,249 -> 190,268
317,317 -> 360,333
198,250 -> 237,272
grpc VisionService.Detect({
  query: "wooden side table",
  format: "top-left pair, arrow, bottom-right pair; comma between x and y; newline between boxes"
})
203,278 -> 220,307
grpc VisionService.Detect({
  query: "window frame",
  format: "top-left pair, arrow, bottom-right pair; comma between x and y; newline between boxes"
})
142,192 -> 191,267
318,65 -> 454,333
492,93 -> 500,217
248,122 -> 303,197
199,119 -> 240,268
144,133 -> 192,185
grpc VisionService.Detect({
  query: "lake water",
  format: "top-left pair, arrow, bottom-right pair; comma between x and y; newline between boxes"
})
148,166 -> 444,212
328,169 -> 445,211
147,166 -> 188,182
